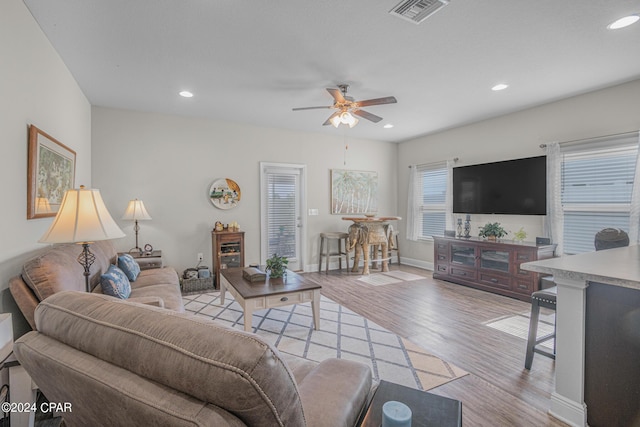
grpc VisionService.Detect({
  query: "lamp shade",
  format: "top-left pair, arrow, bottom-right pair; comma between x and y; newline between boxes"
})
122,199 -> 152,221
39,186 -> 125,244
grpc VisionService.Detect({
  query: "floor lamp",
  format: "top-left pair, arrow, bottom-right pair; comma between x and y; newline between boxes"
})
122,199 -> 152,254
39,186 -> 125,292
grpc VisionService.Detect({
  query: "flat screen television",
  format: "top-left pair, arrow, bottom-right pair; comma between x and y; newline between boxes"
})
453,156 -> 546,215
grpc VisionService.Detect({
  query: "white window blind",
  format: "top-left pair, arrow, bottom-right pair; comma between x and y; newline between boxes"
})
417,162 -> 447,239
266,171 -> 298,258
561,133 -> 639,254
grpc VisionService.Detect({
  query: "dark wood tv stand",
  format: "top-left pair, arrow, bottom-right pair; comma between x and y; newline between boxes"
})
433,236 -> 556,301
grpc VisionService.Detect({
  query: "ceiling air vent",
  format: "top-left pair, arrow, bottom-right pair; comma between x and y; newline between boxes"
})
389,0 -> 450,24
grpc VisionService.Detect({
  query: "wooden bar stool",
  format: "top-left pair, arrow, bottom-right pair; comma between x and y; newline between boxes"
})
318,232 -> 349,273
524,286 -> 556,369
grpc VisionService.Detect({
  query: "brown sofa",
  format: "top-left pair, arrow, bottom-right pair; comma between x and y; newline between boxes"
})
9,240 -> 183,329
14,291 -> 373,426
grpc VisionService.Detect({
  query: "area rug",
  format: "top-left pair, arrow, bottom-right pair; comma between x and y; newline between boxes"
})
485,311 -> 555,350
357,270 -> 425,286
182,292 -> 468,391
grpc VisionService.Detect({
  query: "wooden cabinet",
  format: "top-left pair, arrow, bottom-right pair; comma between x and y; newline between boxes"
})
433,236 -> 555,301
212,229 -> 245,289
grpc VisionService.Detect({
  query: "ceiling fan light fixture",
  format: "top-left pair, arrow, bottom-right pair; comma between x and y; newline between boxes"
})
330,114 -> 341,128
340,111 -> 358,127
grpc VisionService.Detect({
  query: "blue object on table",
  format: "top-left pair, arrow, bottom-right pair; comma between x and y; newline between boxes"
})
382,401 -> 412,427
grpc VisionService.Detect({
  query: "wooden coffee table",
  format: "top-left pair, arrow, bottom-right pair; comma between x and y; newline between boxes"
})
358,380 -> 462,427
220,268 -> 322,332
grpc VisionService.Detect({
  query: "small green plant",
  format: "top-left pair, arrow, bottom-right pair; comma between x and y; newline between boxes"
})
478,222 -> 508,239
513,227 -> 527,242
265,253 -> 288,278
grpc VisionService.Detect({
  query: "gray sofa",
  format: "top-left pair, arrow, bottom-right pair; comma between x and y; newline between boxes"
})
14,291 -> 373,426
9,239 -> 183,329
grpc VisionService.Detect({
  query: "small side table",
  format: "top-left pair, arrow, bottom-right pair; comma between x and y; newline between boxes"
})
358,380 -> 462,427
119,250 -> 164,270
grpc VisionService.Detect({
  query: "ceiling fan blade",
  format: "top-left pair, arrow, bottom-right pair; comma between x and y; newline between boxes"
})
356,96 -> 397,107
352,109 -> 383,123
323,111 -> 340,126
326,88 -> 346,104
292,106 -> 332,111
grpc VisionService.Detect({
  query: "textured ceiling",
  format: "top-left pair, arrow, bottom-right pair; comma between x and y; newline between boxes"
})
23,0 -> 640,142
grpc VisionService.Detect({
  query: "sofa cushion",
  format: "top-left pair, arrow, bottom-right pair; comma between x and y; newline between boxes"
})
117,254 -> 141,281
22,240 -> 117,300
14,332 -> 247,427
34,291 -> 306,427
100,265 -> 131,299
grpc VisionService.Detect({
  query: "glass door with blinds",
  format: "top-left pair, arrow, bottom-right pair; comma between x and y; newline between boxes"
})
260,163 -> 306,271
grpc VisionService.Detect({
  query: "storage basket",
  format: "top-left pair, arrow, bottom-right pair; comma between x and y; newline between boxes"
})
181,276 -> 214,293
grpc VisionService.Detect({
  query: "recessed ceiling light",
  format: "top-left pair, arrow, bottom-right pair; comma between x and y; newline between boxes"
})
607,14 -> 639,30
179,90 -> 194,98
491,84 -> 509,91
384,124 -> 394,129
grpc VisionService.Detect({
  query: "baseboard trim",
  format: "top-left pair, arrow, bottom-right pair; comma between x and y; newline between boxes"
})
549,392 -> 587,427
397,257 -> 433,271
305,254 -> 403,273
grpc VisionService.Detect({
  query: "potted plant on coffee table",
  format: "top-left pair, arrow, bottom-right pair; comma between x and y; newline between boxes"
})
478,222 -> 508,241
265,253 -> 288,279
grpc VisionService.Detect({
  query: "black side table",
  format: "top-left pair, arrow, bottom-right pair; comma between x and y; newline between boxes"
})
358,380 -> 462,427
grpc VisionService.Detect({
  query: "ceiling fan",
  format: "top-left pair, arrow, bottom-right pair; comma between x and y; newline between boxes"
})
292,84 -> 397,128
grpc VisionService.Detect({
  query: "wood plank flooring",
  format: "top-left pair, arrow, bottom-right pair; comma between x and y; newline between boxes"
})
305,264 -> 569,427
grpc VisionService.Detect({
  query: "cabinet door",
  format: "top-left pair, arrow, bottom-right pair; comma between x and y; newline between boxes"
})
450,244 -> 477,268
479,247 -> 510,273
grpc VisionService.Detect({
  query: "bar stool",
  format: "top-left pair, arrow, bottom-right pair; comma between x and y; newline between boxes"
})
388,229 -> 400,265
525,286 -> 557,369
318,232 -> 349,273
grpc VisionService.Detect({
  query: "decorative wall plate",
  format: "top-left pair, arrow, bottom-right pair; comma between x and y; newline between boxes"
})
209,178 -> 241,210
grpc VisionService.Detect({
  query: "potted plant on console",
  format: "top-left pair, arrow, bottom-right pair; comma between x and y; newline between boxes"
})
266,254 -> 288,279
478,222 -> 508,241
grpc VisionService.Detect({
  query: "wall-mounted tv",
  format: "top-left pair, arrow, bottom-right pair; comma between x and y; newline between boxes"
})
453,156 -> 547,215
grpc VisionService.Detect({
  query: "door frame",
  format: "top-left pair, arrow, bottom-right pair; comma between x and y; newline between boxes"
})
259,162 -> 307,272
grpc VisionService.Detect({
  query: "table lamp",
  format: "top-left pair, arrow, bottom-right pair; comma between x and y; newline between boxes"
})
122,199 -> 152,254
39,186 -> 125,292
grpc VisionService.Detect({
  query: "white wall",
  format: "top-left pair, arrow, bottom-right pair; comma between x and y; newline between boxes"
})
0,0 -> 92,336
92,107 -> 398,275
398,79 -> 640,268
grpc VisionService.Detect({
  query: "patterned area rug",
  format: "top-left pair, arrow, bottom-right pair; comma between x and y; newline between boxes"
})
485,311 -> 555,350
183,292 -> 468,391
357,270 -> 425,286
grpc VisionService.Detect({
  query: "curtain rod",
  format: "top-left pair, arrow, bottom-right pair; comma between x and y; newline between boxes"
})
539,130 -> 639,149
409,157 -> 459,168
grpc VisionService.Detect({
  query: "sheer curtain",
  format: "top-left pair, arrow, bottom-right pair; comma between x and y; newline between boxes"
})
543,142 -> 564,255
629,133 -> 640,244
406,165 -> 419,241
445,159 -> 455,231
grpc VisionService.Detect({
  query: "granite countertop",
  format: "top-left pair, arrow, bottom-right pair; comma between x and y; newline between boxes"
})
521,244 -> 640,291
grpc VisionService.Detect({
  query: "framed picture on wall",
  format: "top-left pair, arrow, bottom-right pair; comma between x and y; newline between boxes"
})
27,125 -> 76,219
331,169 -> 378,214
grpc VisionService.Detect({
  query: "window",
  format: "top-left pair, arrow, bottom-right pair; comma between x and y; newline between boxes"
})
561,135 -> 638,254
417,163 -> 448,239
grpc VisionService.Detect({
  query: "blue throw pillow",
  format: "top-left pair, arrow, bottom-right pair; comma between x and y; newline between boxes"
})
101,265 -> 131,299
118,254 -> 141,282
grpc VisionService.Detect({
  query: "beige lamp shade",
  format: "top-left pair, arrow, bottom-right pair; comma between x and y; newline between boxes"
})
122,199 -> 152,221
39,186 -> 125,244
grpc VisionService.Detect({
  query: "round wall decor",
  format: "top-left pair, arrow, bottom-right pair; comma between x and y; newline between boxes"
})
209,178 -> 241,210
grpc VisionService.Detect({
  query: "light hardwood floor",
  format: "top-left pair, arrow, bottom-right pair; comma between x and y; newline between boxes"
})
305,264 -> 569,427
